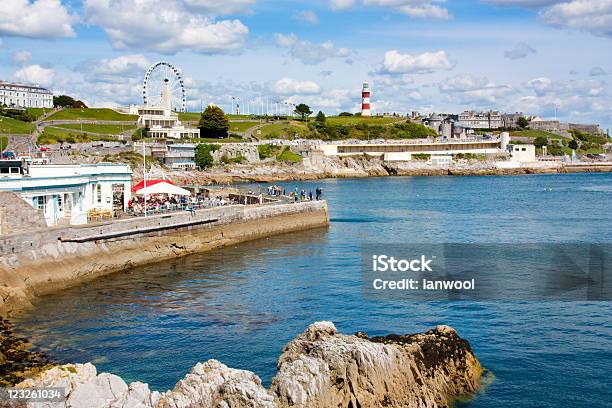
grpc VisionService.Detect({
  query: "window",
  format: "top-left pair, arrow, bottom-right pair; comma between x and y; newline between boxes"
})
35,196 -> 46,212
97,184 -> 102,204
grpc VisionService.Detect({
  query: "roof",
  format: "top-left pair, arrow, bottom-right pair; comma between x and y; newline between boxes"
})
131,179 -> 175,193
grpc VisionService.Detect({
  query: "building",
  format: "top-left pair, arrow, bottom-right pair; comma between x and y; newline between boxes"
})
127,79 -> 199,140
316,139 -> 502,161
0,81 -> 53,108
129,105 -> 199,139
507,144 -> 536,163
528,117 -> 569,132
569,123 -> 601,135
152,143 -> 196,170
0,163 -> 132,226
501,112 -> 523,129
458,111 -> 503,129
361,81 -> 371,117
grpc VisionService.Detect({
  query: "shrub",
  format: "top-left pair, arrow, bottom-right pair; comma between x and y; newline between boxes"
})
195,143 -> 220,168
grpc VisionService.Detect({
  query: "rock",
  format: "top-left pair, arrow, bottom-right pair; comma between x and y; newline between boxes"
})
156,360 -> 276,408
270,322 -> 483,408
15,322 -> 482,408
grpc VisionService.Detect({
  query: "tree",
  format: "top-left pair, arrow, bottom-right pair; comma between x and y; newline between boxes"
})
199,105 -> 230,138
534,136 -> 548,148
568,139 -> 579,150
315,111 -> 326,123
338,112 -> 353,117
195,143 -> 220,168
53,95 -> 87,108
294,104 -> 312,121
517,116 -> 529,129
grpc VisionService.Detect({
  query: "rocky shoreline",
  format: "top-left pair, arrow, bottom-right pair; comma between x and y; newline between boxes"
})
0,319 -> 53,388
160,156 -> 612,185
6,321 -> 483,408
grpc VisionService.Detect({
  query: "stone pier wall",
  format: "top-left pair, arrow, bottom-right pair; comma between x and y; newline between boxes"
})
0,201 -> 329,316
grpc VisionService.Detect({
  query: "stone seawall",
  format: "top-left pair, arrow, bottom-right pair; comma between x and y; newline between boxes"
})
0,201 -> 329,316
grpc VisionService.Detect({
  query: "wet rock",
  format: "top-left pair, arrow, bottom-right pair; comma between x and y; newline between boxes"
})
0,318 -> 53,387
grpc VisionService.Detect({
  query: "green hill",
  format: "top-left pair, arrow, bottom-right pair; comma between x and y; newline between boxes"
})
0,116 -> 36,134
45,108 -> 137,121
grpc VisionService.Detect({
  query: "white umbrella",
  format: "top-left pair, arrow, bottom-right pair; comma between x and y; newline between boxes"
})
134,182 -> 191,196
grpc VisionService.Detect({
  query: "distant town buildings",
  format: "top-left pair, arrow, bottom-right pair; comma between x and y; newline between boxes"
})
0,81 -> 53,109
528,117 -> 568,132
457,110 -> 503,129
568,123 -> 601,135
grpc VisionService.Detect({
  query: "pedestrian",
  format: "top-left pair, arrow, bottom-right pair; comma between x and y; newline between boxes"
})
309,191 -> 313,200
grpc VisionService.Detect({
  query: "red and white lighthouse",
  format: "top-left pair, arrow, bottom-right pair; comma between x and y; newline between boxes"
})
361,80 -> 371,117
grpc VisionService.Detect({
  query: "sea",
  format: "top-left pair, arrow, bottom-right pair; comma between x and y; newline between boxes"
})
13,173 -> 612,407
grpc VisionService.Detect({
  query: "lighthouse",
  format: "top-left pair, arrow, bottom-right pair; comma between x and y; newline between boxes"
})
361,80 -> 371,117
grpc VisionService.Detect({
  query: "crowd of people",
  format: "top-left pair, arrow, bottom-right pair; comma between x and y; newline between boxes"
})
266,185 -> 323,202
127,193 -> 234,215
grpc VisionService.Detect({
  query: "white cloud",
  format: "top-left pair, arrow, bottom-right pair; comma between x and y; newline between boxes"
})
92,54 -> 151,76
376,50 -> 454,74
0,0 -> 76,39
363,0 -> 451,19
524,76 -> 605,97
79,54 -> 152,84
84,0 -> 249,54
272,78 -> 321,95
589,67 -> 606,76
504,42 -> 536,59
274,33 -> 350,65
541,0 -> 612,38
14,65 -> 55,87
293,10 -> 319,25
439,74 -> 515,104
183,0 -> 256,15
12,50 -> 32,64
482,0 -> 562,7
330,0 -> 357,9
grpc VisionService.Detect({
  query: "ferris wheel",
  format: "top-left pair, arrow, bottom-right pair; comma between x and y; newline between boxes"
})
142,61 -> 186,112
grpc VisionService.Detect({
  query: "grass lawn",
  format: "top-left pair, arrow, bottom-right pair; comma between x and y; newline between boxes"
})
25,108 -> 52,120
38,126 -> 121,144
259,122 -> 310,139
326,116 -> 405,126
177,112 -> 202,122
229,121 -> 259,132
0,116 -> 36,134
54,123 -> 137,135
190,137 -> 243,144
45,108 -> 137,121
510,129 -> 566,139
276,146 -> 303,163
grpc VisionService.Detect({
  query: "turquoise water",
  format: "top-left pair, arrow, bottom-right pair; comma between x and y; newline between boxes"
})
14,174 -> 612,407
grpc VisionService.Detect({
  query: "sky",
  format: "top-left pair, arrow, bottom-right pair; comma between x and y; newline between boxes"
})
0,0 -> 610,129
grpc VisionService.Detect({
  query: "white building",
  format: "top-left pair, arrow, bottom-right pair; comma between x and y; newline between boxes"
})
507,144 -> 536,163
0,81 -> 53,108
127,80 -> 199,140
0,163 -> 132,226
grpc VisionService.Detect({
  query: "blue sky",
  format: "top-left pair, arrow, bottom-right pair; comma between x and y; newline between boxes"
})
0,0 -> 610,129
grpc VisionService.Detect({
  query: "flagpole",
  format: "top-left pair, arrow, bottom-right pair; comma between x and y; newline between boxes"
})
143,142 -> 147,217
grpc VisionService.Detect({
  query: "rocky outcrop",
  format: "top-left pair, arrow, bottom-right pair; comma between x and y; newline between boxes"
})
271,322 -> 482,408
12,322 -> 482,408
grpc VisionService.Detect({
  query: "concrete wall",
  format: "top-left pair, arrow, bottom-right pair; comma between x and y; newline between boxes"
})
0,201 -> 329,316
